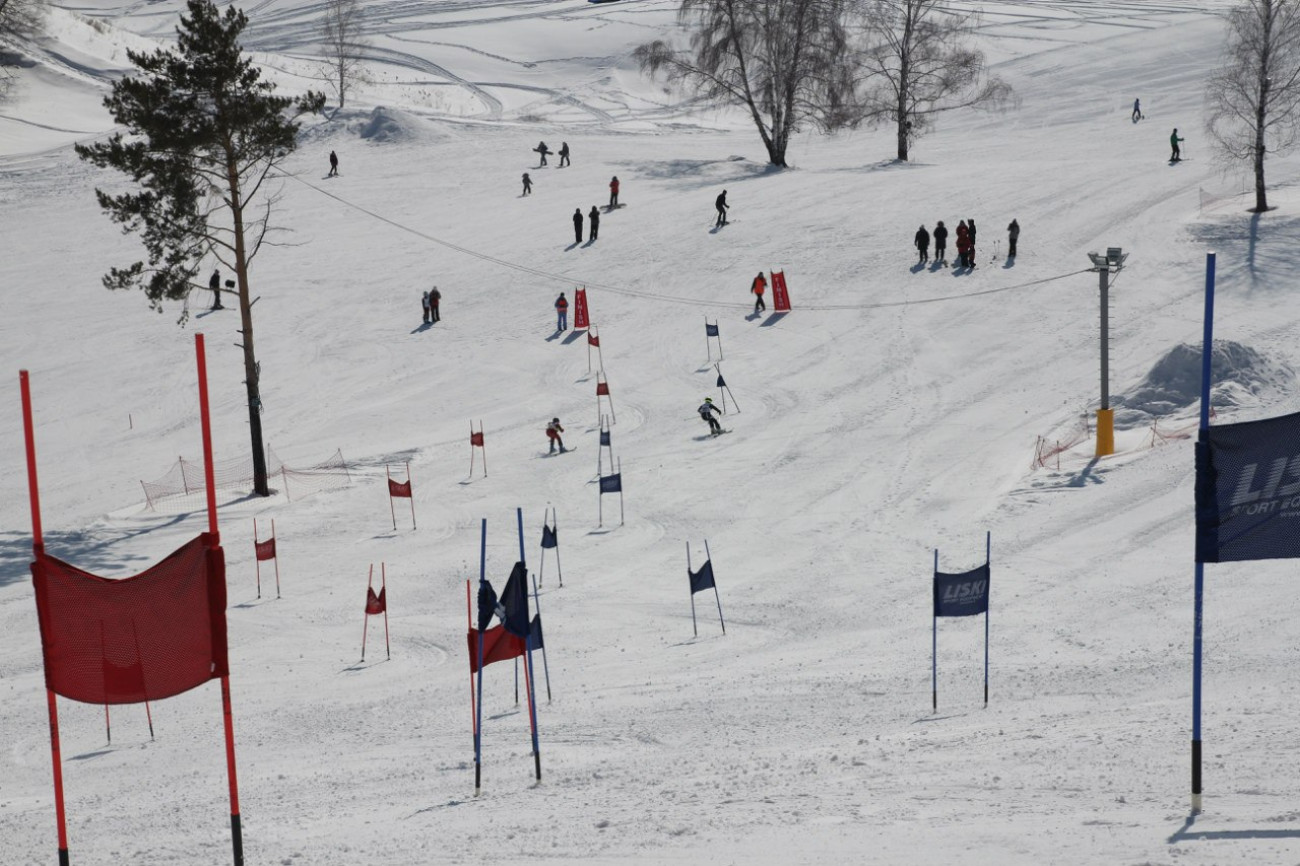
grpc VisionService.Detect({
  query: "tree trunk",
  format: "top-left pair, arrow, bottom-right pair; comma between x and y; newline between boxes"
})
1254,51 -> 1270,212
226,155 -> 270,496
897,119 -> 909,161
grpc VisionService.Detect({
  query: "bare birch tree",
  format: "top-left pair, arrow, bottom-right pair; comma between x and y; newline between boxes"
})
320,0 -> 368,110
848,0 -> 1011,161
0,0 -> 46,97
1205,0 -> 1300,212
634,0 -> 854,167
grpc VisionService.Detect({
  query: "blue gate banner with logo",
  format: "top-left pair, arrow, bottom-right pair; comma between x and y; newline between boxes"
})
1196,412 -> 1300,563
933,565 -> 990,617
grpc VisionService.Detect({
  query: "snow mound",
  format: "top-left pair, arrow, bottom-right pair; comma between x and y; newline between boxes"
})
355,106 -> 420,143
1113,340 -> 1294,426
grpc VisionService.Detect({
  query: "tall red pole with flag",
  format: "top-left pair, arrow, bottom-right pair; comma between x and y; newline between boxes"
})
469,421 -> 487,478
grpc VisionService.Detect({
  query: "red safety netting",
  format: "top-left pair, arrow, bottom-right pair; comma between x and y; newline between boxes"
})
141,447 -> 350,511
31,534 -> 228,705
254,538 -> 277,561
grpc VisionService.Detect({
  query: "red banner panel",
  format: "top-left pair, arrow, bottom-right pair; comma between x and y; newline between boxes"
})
772,270 -> 791,312
574,288 -> 590,330
254,538 -> 276,561
596,381 -> 610,396
466,625 -> 525,673
388,479 -> 412,498
470,431 -> 485,447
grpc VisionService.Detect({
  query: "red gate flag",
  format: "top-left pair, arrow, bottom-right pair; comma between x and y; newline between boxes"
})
365,586 -> 387,615
31,534 -> 229,704
470,430 -> 485,447
596,381 -> 610,396
772,270 -> 791,311
254,537 -> 276,561
574,288 -> 590,330
388,478 -> 412,498
588,332 -> 600,347
466,625 -> 525,673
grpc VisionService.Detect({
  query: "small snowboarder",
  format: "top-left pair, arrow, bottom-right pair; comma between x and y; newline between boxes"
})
558,142 -> 570,167
933,221 -> 949,265
555,292 -> 569,331
698,397 -> 723,435
1007,219 -> 1020,258
535,141 -> 551,167
967,218 -> 977,268
421,290 -> 431,324
328,150 -> 339,177
715,190 -> 729,227
751,271 -> 767,313
609,176 -> 620,209
522,172 -> 532,195
572,208 -> 583,245
547,418 -> 566,453
589,206 -> 600,241
915,225 -> 930,264
429,286 -> 441,323
1170,128 -> 1184,162
1132,98 -> 1142,122
208,268 -> 224,310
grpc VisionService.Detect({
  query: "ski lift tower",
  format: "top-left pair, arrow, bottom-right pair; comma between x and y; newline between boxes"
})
1086,247 -> 1128,457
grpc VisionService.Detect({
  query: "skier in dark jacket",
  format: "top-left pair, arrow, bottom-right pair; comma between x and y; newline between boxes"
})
967,218 -> 977,267
1007,219 -> 1020,258
572,208 -> 583,244
429,286 -> 441,323
555,292 -> 569,330
558,142 -> 570,167
1132,98 -> 1141,122
715,190 -> 729,227
1170,128 -> 1184,161
698,397 -> 723,435
421,290 -> 431,324
535,141 -> 551,166
915,225 -> 930,264
956,221 -> 971,268
589,206 -> 600,241
933,221 -> 948,264
522,172 -> 532,195
328,150 -> 338,177
208,268 -> 224,310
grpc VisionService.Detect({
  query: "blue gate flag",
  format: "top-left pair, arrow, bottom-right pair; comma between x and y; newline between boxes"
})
477,580 -> 498,631
706,323 -> 720,337
501,562 -> 530,637
600,473 -> 622,494
689,560 -> 716,594
600,428 -> 611,446
933,565 -> 990,617
530,614 -> 545,650
716,371 -> 727,387
541,524 -> 558,549
1195,413 -> 1300,562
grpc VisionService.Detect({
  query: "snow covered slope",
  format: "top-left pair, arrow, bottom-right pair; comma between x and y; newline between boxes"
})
4,1 -> 1300,864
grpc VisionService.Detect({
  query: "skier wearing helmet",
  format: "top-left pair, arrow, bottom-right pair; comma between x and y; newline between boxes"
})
546,418 -> 566,454
698,397 -> 723,436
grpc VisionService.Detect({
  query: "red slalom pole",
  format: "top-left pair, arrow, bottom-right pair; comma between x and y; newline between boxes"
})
361,564 -> 374,661
21,371 -> 71,866
253,519 -> 262,599
382,562 -> 391,660
272,519 -> 281,599
196,335 -> 244,866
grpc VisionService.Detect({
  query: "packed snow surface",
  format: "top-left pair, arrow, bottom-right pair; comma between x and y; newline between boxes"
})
4,1 -> 1300,864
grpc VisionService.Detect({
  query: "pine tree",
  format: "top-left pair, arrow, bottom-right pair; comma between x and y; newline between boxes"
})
77,0 -> 324,497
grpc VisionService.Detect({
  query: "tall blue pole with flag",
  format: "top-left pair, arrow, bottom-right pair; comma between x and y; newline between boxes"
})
517,508 -> 542,781
1192,252 -> 1215,814
474,518 -> 487,795
985,531 -> 991,707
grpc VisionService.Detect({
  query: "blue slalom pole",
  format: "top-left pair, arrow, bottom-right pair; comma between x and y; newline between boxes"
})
932,549 -> 938,713
984,532 -> 991,707
706,540 -> 725,634
687,542 -> 698,636
518,507 -> 542,781
475,518 -> 487,795
1192,252 -> 1216,814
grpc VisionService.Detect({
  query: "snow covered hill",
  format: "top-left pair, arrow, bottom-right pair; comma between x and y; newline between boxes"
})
5,1 -> 1300,864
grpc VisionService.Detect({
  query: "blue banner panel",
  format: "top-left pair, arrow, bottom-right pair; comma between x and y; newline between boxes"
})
599,473 -> 622,494
706,323 -> 720,337
689,560 -> 715,594
1196,412 -> 1300,563
933,565 -> 990,617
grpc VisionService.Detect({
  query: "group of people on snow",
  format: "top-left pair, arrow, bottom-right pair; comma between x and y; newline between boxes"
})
420,287 -> 441,324
533,141 -> 571,168
913,218 -> 1020,267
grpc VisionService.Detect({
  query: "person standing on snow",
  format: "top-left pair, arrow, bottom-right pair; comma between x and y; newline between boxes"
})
429,286 -> 441,323
967,218 -> 977,267
1132,98 -> 1141,122
715,190 -> 729,227
698,397 -> 723,436
609,176 -> 620,209
956,220 -> 971,268
572,208 -> 583,244
915,225 -> 930,264
589,206 -> 600,241
535,141 -> 551,166
751,271 -> 767,314
328,150 -> 339,177
1007,219 -> 1020,258
933,221 -> 949,265
1170,128 -> 1184,162
558,142 -> 570,167
421,290 -> 431,324
555,292 -> 569,331
208,268 -> 224,310
522,172 -> 532,196
547,418 -> 566,453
